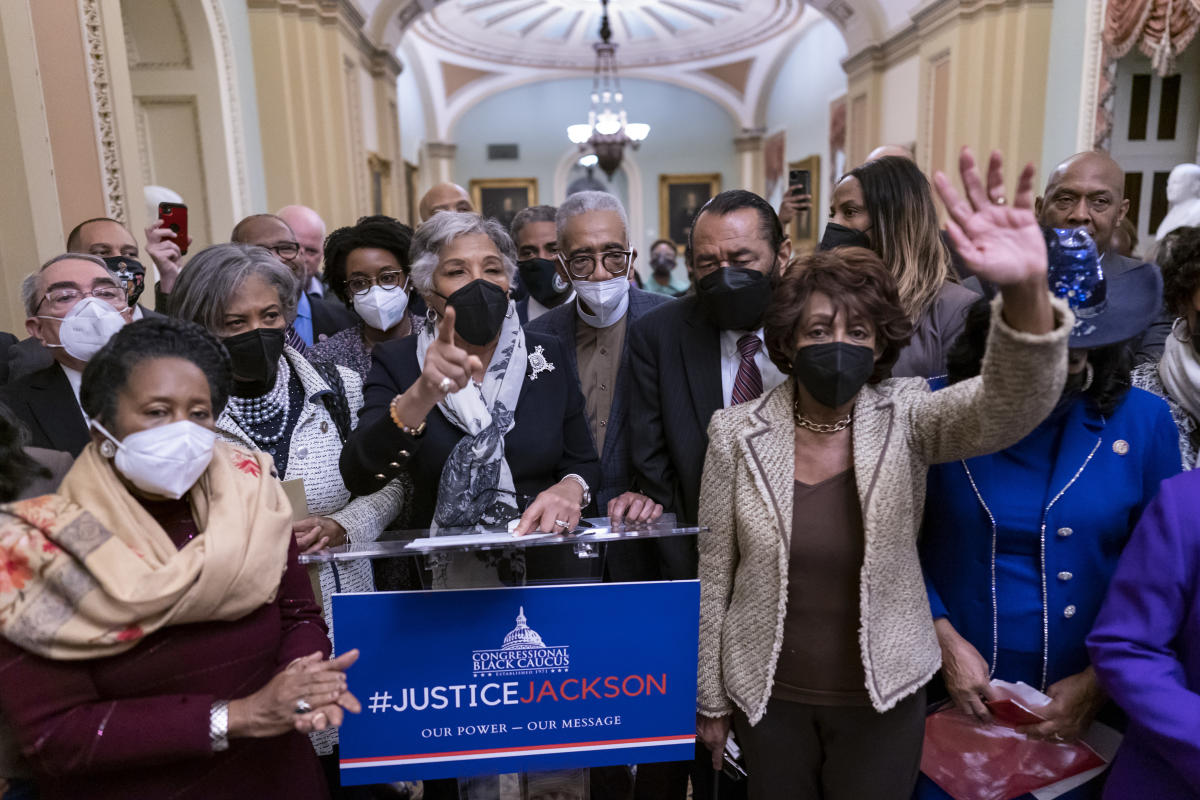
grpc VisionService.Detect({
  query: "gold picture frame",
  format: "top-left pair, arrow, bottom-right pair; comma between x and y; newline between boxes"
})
788,156 -> 821,254
659,173 -> 721,251
469,178 -> 538,230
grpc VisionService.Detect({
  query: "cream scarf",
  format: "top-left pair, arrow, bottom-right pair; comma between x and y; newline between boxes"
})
0,440 -> 292,660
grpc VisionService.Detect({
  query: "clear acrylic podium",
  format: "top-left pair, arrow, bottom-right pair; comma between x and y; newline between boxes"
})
299,515 -> 705,800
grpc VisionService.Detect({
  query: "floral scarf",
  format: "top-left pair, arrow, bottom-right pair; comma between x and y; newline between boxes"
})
0,441 -> 292,660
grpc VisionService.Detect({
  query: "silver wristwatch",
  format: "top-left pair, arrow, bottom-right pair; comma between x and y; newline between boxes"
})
562,473 -> 591,508
210,700 -> 230,752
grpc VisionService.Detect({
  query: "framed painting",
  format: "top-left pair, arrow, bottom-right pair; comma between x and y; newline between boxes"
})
470,178 -> 538,229
788,155 -> 821,253
658,173 -> 721,250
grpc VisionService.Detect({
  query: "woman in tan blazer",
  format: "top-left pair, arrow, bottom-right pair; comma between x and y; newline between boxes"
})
696,149 -> 1074,799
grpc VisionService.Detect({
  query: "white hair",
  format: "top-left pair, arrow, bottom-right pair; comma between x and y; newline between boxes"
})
555,191 -> 629,244
409,212 -> 517,295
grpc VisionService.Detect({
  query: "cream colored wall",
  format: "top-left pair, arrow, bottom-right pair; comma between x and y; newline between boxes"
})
878,55 -> 919,147
123,0 -> 250,250
844,0 -> 1053,193
0,0 -> 145,333
245,0 -> 403,231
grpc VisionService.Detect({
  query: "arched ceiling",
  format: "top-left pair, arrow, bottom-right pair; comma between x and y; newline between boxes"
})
409,0 -> 806,69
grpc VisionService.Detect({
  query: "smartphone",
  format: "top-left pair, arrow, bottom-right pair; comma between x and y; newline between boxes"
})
158,202 -> 189,255
788,169 -> 811,196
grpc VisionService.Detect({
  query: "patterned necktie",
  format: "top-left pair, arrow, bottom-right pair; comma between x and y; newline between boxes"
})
285,324 -> 308,355
731,334 -> 764,405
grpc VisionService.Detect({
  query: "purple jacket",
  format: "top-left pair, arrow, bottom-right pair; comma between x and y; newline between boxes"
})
1087,469 -> 1200,798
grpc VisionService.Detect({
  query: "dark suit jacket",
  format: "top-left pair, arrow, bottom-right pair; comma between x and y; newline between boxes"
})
341,329 -> 600,526
0,332 -> 17,385
525,288 -> 671,508
0,364 -> 90,456
627,294 -> 723,579
308,294 -> 358,342
3,305 -> 163,385
1106,253 -> 1172,365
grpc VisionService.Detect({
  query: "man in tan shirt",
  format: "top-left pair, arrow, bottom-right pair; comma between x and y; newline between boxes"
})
524,191 -> 670,531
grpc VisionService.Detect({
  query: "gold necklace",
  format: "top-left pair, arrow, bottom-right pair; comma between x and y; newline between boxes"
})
793,398 -> 852,433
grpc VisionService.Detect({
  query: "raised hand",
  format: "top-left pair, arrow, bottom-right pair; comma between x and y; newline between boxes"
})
144,220 -> 190,293
418,307 -> 485,400
933,148 -> 1045,288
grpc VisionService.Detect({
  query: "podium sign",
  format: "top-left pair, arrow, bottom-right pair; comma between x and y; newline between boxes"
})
333,581 -> 700,785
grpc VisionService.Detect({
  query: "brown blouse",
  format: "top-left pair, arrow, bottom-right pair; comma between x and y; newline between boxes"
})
772,470 -> 871,706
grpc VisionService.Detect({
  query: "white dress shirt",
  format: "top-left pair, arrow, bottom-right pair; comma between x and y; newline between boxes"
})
720,328 -> 787,408
60,363 -> 89,424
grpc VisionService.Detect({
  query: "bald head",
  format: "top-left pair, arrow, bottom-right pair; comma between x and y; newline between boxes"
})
276,204 -> 327,280
231,214 -> 303,282
419,183 -> 473,221
865,144 -> 915,164
1036,151 -> 1128,253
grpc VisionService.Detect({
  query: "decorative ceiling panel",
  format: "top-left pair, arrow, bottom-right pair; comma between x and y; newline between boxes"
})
413,0 -> 806,68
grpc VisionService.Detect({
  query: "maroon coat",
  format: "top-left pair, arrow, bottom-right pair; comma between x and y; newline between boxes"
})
0,538 -> 332,800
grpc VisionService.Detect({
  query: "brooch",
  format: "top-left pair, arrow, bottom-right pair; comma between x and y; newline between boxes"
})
528,345 -> 556,381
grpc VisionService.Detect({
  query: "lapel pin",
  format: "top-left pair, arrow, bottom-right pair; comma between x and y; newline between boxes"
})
528,345 -> 556,381
1112,439 -> 1129,455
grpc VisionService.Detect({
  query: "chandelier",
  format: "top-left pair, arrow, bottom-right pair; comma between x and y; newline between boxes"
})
565,0 -> 650,179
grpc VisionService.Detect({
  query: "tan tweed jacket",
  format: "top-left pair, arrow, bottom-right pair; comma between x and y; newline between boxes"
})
697,295 -> 1073,721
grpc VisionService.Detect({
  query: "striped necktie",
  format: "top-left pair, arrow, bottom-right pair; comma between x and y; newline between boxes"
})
285,324 -> 308,355
731,334 -> 764,405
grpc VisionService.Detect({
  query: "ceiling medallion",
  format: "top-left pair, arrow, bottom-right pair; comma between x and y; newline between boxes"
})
565,0 -> 650,178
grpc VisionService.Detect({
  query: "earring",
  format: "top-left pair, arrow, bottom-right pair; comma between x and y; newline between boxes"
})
505,302 -> 515,319
1080,361 -> 1094,392
99,440 -> 116,458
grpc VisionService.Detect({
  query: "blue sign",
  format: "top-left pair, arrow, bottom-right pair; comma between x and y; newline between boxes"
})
332,581 -> 700,785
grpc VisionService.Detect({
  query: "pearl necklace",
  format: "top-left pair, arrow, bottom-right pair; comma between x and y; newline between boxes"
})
227,356 -> 291,444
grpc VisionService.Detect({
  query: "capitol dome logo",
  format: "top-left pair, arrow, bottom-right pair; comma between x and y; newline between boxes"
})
472,607 -> 570,677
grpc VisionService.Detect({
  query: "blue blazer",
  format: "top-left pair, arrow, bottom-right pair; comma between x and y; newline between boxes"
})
524,287 -> 672,509
921,387 -> 1182,687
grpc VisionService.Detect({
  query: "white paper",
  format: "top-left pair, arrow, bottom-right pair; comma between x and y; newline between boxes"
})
404,530 -> 557,549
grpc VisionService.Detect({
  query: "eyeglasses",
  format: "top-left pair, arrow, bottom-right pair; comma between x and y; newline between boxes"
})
37,286 -> 127,311
267,241 -> 301,259
346,271 -> 408,296
560,250 -> 632,279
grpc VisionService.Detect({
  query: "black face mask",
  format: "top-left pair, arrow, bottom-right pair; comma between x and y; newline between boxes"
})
103,255 -> 146,306
650,252 -> 675,277
517,258 -> 572,307
792,342 -> 875,408
696,267 -> 773,331
222,327 -> 286,397
439,279 -> 510,346
818,222 -> 873,252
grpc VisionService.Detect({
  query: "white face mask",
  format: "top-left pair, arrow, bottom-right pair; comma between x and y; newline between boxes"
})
39,297 -> 127,362
353,285 -> 410,332
572,275 -> 630,329
93,419 -> 218,500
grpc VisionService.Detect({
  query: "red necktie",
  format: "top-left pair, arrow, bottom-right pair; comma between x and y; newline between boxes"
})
731,334 -> 764,405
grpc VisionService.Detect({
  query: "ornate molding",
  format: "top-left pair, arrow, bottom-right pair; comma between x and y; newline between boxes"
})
123,0 -> 192,70
205,0 -> 251,217
1077,0 -> 1110,151
79,0 -> 127,224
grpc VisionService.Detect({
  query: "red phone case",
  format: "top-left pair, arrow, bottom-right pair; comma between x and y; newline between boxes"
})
158,202 -> 189,255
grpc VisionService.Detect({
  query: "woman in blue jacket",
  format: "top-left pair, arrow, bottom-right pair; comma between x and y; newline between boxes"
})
915,254 -> 1182,800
